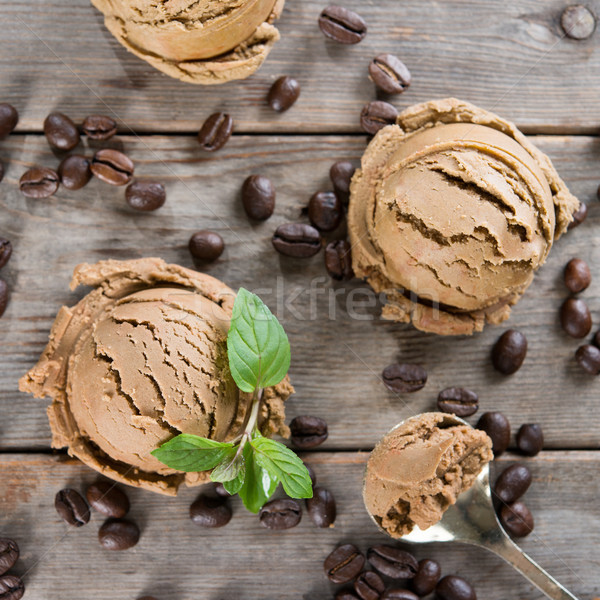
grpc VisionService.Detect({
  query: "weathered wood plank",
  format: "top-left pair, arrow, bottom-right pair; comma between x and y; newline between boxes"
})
0,451 -> 597,600
1,1 -> 600,133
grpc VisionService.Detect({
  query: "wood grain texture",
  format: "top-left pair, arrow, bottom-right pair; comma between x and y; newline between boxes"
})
2,0 -> 600,133
1,134 -> 600,451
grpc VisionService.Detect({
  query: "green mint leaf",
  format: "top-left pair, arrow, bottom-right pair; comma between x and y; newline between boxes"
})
237,443 -> 278,513
151,434 -> 235,473
250,436 -> 313,500
227,288 -> 291,393
223,474 -> 244,496
210,450 -> 245,485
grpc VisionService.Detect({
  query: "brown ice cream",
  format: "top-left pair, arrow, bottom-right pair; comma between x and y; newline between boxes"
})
19,258 -> 292,495
91,0 -> 285,84
348,98 -> 580,335
363,412 -> 493,538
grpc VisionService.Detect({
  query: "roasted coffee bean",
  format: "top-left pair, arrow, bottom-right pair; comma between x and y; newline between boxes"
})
360,101 -> 398,135
82,115 -> 117,140
494,464 -> 532,504
491,329 -> 527,375
55,488 -> 90,527
568,201 -> 587,230
336,591 -> 360,600
0,539 -> 18,576
305,462 -> 317,487
91,149 -> 134,186
272,223 -> 321,258
560,297 -> 592,338
308,191 -> 344,232
290,415 -> 328,449
330,161 -> 355,203
369,54 -> 411,94
190,494 -> 232,528
564,258 -> 591,293
214,482 -> 231,497
268,76 -> 300,112
306,487 -> 336,528
198,112 -> 233,151
86,481 -> 130,518
435,575 -> 476,600
367,545 -> 418,579
126,180 -> 166,211
44,112 -> 80,151
437,387 -> 479,417
354,571 -> 385,600
517,424 -> 544,456
476,412 -> 511,456
324,544 -> 365,584
19,166 -> 59,198
318,5 -> 367,44
98,518 -> 140,550
242,175 -> 275,220
382,590 -> 419,600
595,330 -> 600,348
0,239 -> 12,270
0,575 -> 24,600
325,240 -> 354,280
0,279 -> 7,318
188,230 -> 225,262
575,344 -> 600,375
382,363 -> 427,394
411,558 -> 441,596
259,498 -> 302,530
0,104 -> 18,140
57,154 -> 91,190
561,4 -> 596,40
500,500 -> 534,537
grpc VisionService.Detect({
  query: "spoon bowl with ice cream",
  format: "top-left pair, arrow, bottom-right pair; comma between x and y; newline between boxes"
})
363,413 -> 579,600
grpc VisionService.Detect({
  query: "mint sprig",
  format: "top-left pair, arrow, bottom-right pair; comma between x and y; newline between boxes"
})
151,288 -> 313,513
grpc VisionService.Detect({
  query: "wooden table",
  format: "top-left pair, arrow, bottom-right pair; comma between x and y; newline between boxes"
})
1,1 -> 599,598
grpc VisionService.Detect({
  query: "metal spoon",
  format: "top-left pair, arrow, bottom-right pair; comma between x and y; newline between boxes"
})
363,414 -> 579,600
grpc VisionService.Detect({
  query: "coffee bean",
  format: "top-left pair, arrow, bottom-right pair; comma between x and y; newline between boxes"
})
354,571 -> 385,600
435,575 -> 476,600
361,101 -> 398,135
308,191 -> 344,232
437,387 -> 479,417
324,544 -> 365,584
214,482 -> 231,497
126,181 -> 166,211
259,498 -> 302,530
0,279 -> 7,318
382,590 -> 419,600
98,518 -> 140,550
575,344 -> 600,375
367,545 -> 418,579
306,487 -> 336,528
382,363 -> 427,394
0,104 -> 18,140
411,558 -> 441,596
564,258 -> 591,293
19,166 -> 59,198
290,415 -> 328,449
242,175 -> 275,220
325,240 -> 354,281
336,591 -> 360,600
0,539 -> 18,576
188,230 -> 225,262
82,115 -> 117,140
268,76 -> 300,112
272,223 -> 321,258
494,464 -> 532,504
561,298 -> 592,338
499,500 -> 534,537
491,329 -> 527,375
319,5 -> 367,44
561,5 -> 596,40
0,239 -> 12,270
0,575 -> 24,600
595,330 -> 600,348
190,494 -> 232,528
369,54 -> 411,95
55,488 -> 90,527
86,481 -> 130,518
198,112 -> 233,151
44,112 -> 80,151
568,201 -> 587,230
305,462 -> 317,487
516,424 -> 544,456
57,155 -> 91,190
91,149 -> 134,186
330,161 -> 355,203
476,412 -> 511,456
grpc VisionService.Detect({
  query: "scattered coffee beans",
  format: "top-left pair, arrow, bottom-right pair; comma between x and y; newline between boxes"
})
568,201 -> 587,230
382,363 -> 427,393
0,104 -> 18,140
259,498 -> 302,530
188,230 -> 225,262
57,154 -> 91,190
382,590 -> 418,600
125,181 -> 166,211
82,115 -> 117,140
411,558 -> 441,596
494,464 -> 532,504
272,223 -> 321,258
0,574 -> 24,600
325,240 -> 354,280
0,279 -> 7,318
268,76 -> 300,112
561,4 -> 596,40
367,545 -> 418,579
435,575 -> 476,600
318,6 -> 367,44
575,344 -> 600,375
19,166 -> 59,198
564,258 -> 591,293
360,101 -> 398,135
330,161 -> 355,203
368,54 -> 411,94
308,191 -> 343,231
354,571 -> 385,600
55,488 -> 90,527
491,329 -> 527,375
499,500 -> 534,537
91,149 -> 134,186
0,239 -> 12,269
98,518 -> 140,550
190,494 -> 232,528
198,112 -> 233,151
306,487 -> 336,528
324,544 -> 365,584
476,412 -> 511,456
437,387 -> 479,417
214,482 -> 231,497
242,175 -> 275,220
517,424 -> 544,456
560,297 -> 592,338
43,112 -> 80,151
290,415 -> 328,448
86,481 -> 130,518
0,539 -> 18,576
